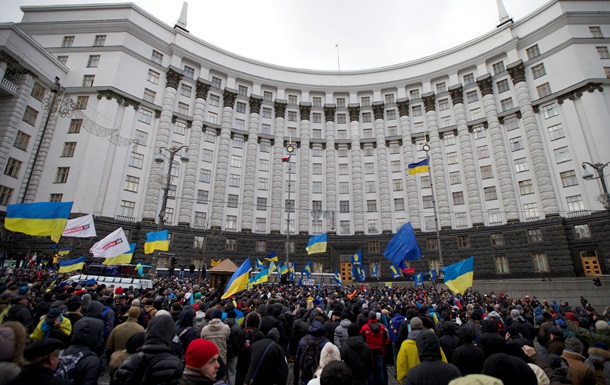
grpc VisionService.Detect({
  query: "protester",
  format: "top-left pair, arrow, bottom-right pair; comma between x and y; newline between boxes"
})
244,327 -> 288,385
200,308 -> 230,364
180,338 -> 225,385
106,307 -> 145,359
403,330 -> 462,385
6,338 -> 70,385
29,307 -> 72,346
319,360 -> 353,385
0,322 -> 26,385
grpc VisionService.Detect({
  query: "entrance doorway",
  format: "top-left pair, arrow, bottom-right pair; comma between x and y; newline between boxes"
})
580,250 -> 601,276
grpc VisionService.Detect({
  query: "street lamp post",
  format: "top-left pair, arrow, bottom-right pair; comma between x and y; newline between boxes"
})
150,145 -> 189,275
285,143 -> 296,270
582,161 -> 610,209
422,143 -> 444,268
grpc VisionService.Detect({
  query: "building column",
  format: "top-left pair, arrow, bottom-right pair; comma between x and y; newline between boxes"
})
324,104 -> 337,232
397,98 -> 421,230
422,93 -> 452,228
508,61 -> 560,217
142,68 -> 182,220
449,85 -> 484,226
270,100 -> 287,233
477,74 -> 519,222
240,95 -> 262,232
179,80 -> 210,226
372,102 -> 393,233
349,105 -> 365,234
209,88 -> 237,229
298,103 -> 312,234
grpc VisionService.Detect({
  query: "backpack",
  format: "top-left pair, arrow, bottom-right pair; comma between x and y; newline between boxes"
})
299,336 -> 324,381
243,328 -> 254,349
101,306 -> 112,337
55,350 -> 95,380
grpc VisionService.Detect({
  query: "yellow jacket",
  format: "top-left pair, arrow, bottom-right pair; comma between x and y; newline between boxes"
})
396,338 -> 447,383
30,315 -> 72,341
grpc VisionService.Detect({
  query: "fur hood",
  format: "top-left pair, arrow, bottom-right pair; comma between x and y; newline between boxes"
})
588,347 -> 610,360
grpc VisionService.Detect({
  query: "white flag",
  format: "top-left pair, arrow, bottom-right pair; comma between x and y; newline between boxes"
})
62,214 -> 97,238
90,227 -> 130,258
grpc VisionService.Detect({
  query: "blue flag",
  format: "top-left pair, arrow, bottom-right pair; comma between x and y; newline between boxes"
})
333,270 -> 342,285
302,262 -> 312,278
389,264 -> 401,279
372,263 -> 380,280
383,222 -> 422,266
351,250 -> 362,266
414,272 -> 423,286
431,269 -> 437,282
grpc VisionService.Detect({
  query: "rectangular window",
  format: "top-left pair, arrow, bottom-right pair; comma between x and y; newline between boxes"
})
143,88 -> 156,103
339,220 -> 350,235
509,136 -> 524,151
312,181 -> 323,194
75,96 -> 89,110
412,105 -> 422,116
93,34 -> 106,46
560,170 -> 578,187
366,180 -> 376,193
526,44 -> 540,59
124,175 -> 139,192
255,218 -> 267,233
524,203 -> 539,219
531,63 -> 546,79
391,160 -> 401,173
447,152 -> 458,165
180,84 -> 192,98
362,112 -> 372,123
197,189 -> 209,204
288,110 -> 298,122
13,131 -> 31,150
61,142 -> 76,157
505,116 -> 519,131
394,198 -> 405,211
4,158 -> 22,178
174,121 -> 186,135
225,216 -> 237,230
449,171 -> 461,185
49,194 -> 63,202
31,82 -> 46,101
494,256 -> 510,274
480,165 -> 493,179
365,162 -> 375,174
238,85 -> 249,96
368,219 -> 378,234
514,158 -> 529,173
229,174 -> 240,187
340,200 -> 350,213
474,126 -> 486,139
420,175 -> 431,189
258,177 -> 268,191
22,106 -> 38,126
209,95 -> 220,107
312,163 -> 323,175
285,199 -> 295,213
590,26 -> 603,38
410,89 -> 420,99
264,91 -> 274,102
455,212 -> 468,227
574,224 -> 591,239
466,90 -> 478,103
484,186 -> 498,201
57,55 -> 68,65
227,194 -> 239,208
361,96 -> 370,106
129,152 -> 144,169
194,212 -> 206,228
548,124 -> 565,141
134,130 -> 148,146
177,102 -> 189,115
83,75 -> 95,87
492,61 -> 505,75
211,76 -> 222,89
55,167 -> 70,183
436,82 -> 447,93
119,200 -> 135,217
199,169 -> 211,183
235,102 -> 247,114
423,196 -> 434,209
527,228 -> 543,243
87,55 -> 100,68
207,112 -> 218,124
427,238 -> 438,250
386,109 -> 397,121
542,103 -> 559,119
554,146 -> 571,163
458,235 -> 470,248
392,179 -> 403,191
287,94 -> 297,105
202,149 -> 214,163
231,155 -> 242,168
259,159 -> 269,172
151,50 -> 163,64
463,73 -> 475,85
425,216 -> 436,231
440,116 -> 452,128
262,107 -> 272,119
537,83 -> 552,98
533,253 -> 549,272
470,107 -> 482,120
491,233 -> 505,246
477,145 -> 489,159
147,69 -> 160,84
384,94 -> 395,104
488,208 -> 501,223
519,179 -> 534,195
597,46 -> 610,59
225,238 -> 237,250
452,191 -> 465,205
500,97 -> 514,111
61,36 -> 74,47
497,79 -> 510,93
566,195 -> 585,212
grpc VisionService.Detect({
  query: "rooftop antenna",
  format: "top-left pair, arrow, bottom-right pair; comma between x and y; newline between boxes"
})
174,2 -> 189,33
336,44 -> 341,71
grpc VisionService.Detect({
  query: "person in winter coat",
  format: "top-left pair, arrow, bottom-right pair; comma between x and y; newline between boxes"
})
584,342 -> 610,385
4,296 -> 33,333
223,310 -> 241,385
307,342 -> 341,385
294,318 -> 330,385
404,330 -> 462,385
78,299 -> 106,356
201,308 -> 230,365
243,328 -> 288,385
114,315 -> 185,385
438,321 -> 460,362
477,319 -> 506,359
458,310 -> 482,344
505,324 -> 534,363
6,338 -> 71,385
333,314 -> 351,349
562,336 -> 602,385
361,311 -> 389,385
340,322 -> 373,385
324,310 -> 341,342
29,308 -> 72,346
482,352 -> 538,385
450,326 -> 485,376
179,339 -> 225,385
58,314 -> 104,385
236,312 -> 266,385
108,332 -> 145,384
565,319 -> 610,349
176,309 -> 198,354
547,327 -> 567,356
106,307 -> 145,359
357,303 -> 370,327
0,322 -> 27,385
290,309 -> 309,360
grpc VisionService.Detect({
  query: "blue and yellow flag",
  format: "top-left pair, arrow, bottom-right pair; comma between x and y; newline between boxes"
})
302,262 -> 312,278
333,270 -> 342,285
407,158 -> 430,175
443,256 -> 474,295
430,269 -> 438,282
144,230 -> 169,254
57,247 -> 71,257
104,243 -> 136,265
221,259 -> 252,299
268,261 -> 277,274
372,263 -> 380,280
5,202 -> 73,243
252,267 -> 269,285
135,261 -> 143,276
58,255 -> 86,273
264,252 -> 278,262
278,262 -> 288,275
357,265 -> 366,282
289,262 -> 296,281
414,272 -> 423,286
351,250 -> 362,266
306,233 -> 327,255
256,258 -> 265,270
389,264 -> 401,279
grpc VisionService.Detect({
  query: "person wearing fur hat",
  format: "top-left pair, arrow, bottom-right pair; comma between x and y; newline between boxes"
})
562,336 -> 600,385
180,339 -> 226,385
6,338 -> 70,385
0,322 -> 27,385
243,327 -> 288,385
585,342 -> 610,385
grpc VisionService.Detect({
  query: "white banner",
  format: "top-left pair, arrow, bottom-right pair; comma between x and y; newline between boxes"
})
62,214 -> 97,238
303,279 -> 315,286
90,227 -> 130,258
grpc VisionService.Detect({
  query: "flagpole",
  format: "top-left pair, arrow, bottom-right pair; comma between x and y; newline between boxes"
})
422,143 -> 444,270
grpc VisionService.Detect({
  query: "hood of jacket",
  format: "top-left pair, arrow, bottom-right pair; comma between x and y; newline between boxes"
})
416,330 -> 442,362
588,347 -> 610,360
267,327 -> 280,342
71,317 -> 104,348
144,315 -> 177,349
177,309 -> 194,328
345,335 -> 368,350
308,319 -> 326,337
83,300 -> 103,319
207,318 -> 226,331
339,319 -> 351,329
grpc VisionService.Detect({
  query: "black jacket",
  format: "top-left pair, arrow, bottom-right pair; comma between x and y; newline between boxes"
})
6,365 -> 71,385
235,326 -> 266,385
244,328 -> 288,385
5,303 -> 33,332
478,331 -> 506,358
340,335 -> 374,385
115,315 -> 185,385
63,317 -> 104,385
404,331 -> 462,385
74,301 -> 106,356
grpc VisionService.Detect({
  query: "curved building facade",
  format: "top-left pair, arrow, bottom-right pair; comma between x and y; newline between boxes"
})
1,1 -> 609,279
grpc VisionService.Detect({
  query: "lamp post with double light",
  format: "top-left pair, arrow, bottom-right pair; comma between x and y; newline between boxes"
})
149,145 -> 189,275
582,161 -> 610,210
422,143 -> 444,268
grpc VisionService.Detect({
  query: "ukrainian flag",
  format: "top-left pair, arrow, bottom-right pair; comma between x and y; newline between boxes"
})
264,252 -> 278,262
442,256 -> 474,295
289,262 -> 296,281
278,262 -> 288,275
5,202 -> 73,243
302,262 -> 312,278
306,233 -> 327,255
57,247 -> 71,257
333,270 -> 342,285
144,230 -> 169,254
58,255 -> 86,273
221,258 -> 252,299
104,243 -> 136,265
389,264 -> 401,279
407,158 -> 430,175
256,258 -> 265,270
252,267 -> 269,285
268,261 -> 277,274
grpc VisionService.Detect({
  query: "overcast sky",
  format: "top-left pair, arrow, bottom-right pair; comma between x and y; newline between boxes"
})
2,0 -> 550,70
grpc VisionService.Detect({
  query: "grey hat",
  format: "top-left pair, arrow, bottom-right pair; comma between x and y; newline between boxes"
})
564,336 -> 584,354
510,309 -> 521,318
362,303 -> 369,310
410,317 -> 423,330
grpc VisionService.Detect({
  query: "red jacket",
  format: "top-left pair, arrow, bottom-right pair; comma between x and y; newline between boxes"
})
361,320 -> 388,352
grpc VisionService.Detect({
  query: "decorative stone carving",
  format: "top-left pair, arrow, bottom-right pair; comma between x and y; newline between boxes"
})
165,68 -> 182,89
449,86 -> 464,105
196,81 -> 210,100
349,106 -> 360,122
372,103 -> 385,120
397,100 -> 410,117
274,101 -> 286,118
223,89 -> 237,109
477,75 -> 494,96
324,106 -> 336,122
423,94 -> 436,112
299,104 -> 311,120
249,96 -> 262,114
507,62 -> 526,85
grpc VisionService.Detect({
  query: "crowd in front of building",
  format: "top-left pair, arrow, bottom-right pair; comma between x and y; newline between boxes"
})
0,265 -> 609,385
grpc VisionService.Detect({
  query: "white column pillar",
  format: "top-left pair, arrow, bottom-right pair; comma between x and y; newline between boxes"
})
324,104 -> 337,232
349,105 -> 365,234
270,100 -> 287,233
372,102 -> 393,233
397,99 -> 422,230
298,103 -> 312,234
240,95 -> 262,231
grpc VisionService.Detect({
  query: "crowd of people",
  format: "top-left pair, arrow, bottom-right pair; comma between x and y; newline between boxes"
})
0,265 -> 609,385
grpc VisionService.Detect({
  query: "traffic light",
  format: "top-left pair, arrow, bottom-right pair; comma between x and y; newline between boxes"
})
593,277 -> 602,287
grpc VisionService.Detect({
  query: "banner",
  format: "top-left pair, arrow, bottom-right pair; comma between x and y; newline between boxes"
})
90,227 -> 131,258
62,214 -> 97,238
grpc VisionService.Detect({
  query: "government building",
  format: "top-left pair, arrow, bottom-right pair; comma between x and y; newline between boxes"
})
0,0 -> 609,281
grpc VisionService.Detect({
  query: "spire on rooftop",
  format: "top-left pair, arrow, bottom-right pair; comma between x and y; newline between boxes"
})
174,2 -> 189,33
496,0 -> 513,28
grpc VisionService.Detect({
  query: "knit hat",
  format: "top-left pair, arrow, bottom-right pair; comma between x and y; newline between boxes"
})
185,339 -> 219,369
0,327 -> 16,362
564,336 -> 583,354
368,311 -> 377,320
449,374 -> 503,385
510,309 -> 521,318
212,308 -> 223,320
131,299 -> 141,307
595,320 -> 610,331
318,342 -> 341,369
528,363 -> 550,385
347,323 -> 361,337
593,342 -> 609,350
410,317 -> 423,330
115,287 -> 124,295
